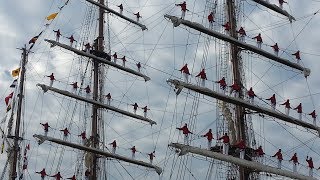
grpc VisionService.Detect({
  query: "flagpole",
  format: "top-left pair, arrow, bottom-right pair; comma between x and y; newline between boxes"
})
10,45 -> 28,179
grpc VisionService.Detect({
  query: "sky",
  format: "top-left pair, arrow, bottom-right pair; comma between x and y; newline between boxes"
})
1,0 -> 320,179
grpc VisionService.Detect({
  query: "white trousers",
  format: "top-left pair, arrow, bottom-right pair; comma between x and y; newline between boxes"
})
277,160 -> 282,169
285,108 -> 290,116
49,80 -> 53,87
207,140 -> 212,150
309,168 -> 313,177
223,143 -> 229,155
184,134 -> 189,145
293,163 -> 297,173
181,11 -> 186,19
239,149 -> 245,159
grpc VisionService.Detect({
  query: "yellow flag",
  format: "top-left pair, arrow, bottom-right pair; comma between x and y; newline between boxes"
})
46,13 -> 58,20
11,67 -> 20,77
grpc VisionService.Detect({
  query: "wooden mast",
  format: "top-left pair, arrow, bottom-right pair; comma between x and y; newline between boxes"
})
226,0 -> 248,179
91,0 -> 105,179
10,46 -> 27,179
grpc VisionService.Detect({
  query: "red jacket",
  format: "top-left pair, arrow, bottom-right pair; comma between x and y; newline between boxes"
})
235,140 -> 246,149
247,88 -> 255,98
110,140 -> 117,148
306,158 -> 314,168
78,131 -> 86,140
216,77 -> 226,87
142,106 -> 150,112
293,103 -> 302,113
218,135 -> 230,143
202,131 -> 213,141
106,93 -> 111,100
113,52 -> 117,59
177,124 -> 192,135
309,110 -> 317,119
60,128 -> 70,136
196,69 -> 207,80
131,146 -> 137,153
148,152 -> 155,160
237,27 -> 246,36
208,13 -> 214,22
117,4 -> 123,10
280,99 -> 291,108
36,168 -> 47,177
176,2 -> 187,11
134,12 -> 142,18
66,175 -> 76,180
41,122 -> 50,132
255,147 -> 265,156
50,172 -> 62,180
230,83 -> 241,92
272,150 -> 283,160
132,103 -> 139,110
266,94 -> 276,104
70,82 -> 78,89
179,64 -> 190,75
292,51 -> 301,60
85,85 -> 91,94
253,33 -> 263,43
290,154 -> 299,163
47,73 -> 55,81
271,43 -> 279,52
222,22 -> 230,31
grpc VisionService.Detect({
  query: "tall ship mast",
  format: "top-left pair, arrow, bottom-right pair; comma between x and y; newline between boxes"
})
1,0 -> 320,179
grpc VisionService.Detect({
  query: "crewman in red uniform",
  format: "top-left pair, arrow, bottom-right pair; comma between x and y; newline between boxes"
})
142,106 -> 150,118
271,43 -> 279,56
78,131 -> 86,144
201,129 -> 213,150
40,122 -> 50,136
237,27 -> 246,42
60,127 -> 70,140
229,83 -> 241,97
175,1 -> 187,19
309,110 -> 317,126
131,146 -> 137,159
255,146 -> 265,163
112,52 -> 118,63
292,50 -> 301,63
306,156 -> 314,177
208,12 -> 214,28
137,62 -> 141,72
289,153 -> 299,173
235,139 -> 246,159
179,64 -> 190,82
84,85 -> 91,97
133,12 -> 142,22
222,22 -> 230,32
109,140 -> 117,154
272,149 -> 283,169
279,0 -> 287,9
218,133 -> 230,155
148,151 -> 155,164
293,103 -> 302,120
53,29 -> 61,42
106,93 -> 111,105
252,33 -> 263,48
47,73 -> 55,87
196,69 -> 207,87
83,42 -> 91,53
216,77 -> 227,91
266,94 -> 276,110
121,56 -> 126,67
117,4 -> 123,14
280,99 -> 291,115
247,87 -> 256,103
50,172 -> 63,180
66,175 -> 76,180
70,82 -> 79,93
67,35 -> 76,47
36,168 -> 47,180
132,103 -> 139,114
177,123 -> 193,145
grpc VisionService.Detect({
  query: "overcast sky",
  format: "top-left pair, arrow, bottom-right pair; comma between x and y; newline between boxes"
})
1,0 -> 320,179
